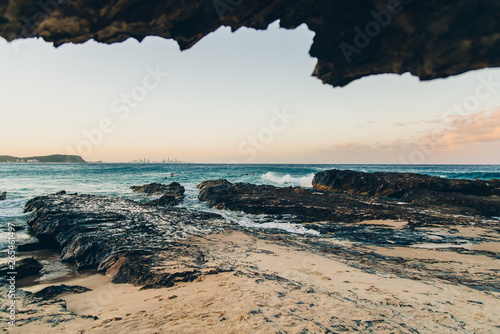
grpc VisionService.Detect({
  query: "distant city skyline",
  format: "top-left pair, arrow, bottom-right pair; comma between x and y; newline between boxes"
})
130,157 -> 186,164
1,21 -> 500,164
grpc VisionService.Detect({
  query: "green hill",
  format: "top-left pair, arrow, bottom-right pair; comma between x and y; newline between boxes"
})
0,155 -> 18,162
0,154 -> 87,163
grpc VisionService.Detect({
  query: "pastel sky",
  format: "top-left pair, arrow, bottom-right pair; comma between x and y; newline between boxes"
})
1,21 -> 500,164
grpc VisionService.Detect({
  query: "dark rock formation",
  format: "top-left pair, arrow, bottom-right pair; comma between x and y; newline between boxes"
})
0,282 -> 97,327
130,182 -> 181,196
0,257 -> 43,279
400,189 -> 500,216
198,179 -> 499,224
313,169 -> 500,216
23,192 -> 231,287
198,180 -> 368,222
313,169 -> 500,197
197,178 -> 500,248
198,179 -> 232,191
32,284 -> 91,300
1,0 -> 499,87
131,182 -> 185,206
0,191 -> 6,200
17,240 -> 45,252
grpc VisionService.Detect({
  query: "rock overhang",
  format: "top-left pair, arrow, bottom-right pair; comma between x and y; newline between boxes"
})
1,0 -> 499,87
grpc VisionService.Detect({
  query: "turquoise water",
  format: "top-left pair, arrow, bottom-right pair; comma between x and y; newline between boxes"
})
1,163 -> 500,249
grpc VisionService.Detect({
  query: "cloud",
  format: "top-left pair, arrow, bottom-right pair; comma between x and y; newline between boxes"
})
441,110 -> 500,144
391,118 -> 447,127
358,120 -> 376,128
327,143 -> 371,150
414,109 -> 500,150
321,108 -> 500,154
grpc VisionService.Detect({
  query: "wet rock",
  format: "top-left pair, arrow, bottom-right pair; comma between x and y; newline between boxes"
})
198,179 -> 232,191
0,282 -> 96,327
198,180 -> 439,224
0,191 -> 6,200
17,240 -> 45,252
23,192 -> 230,287
313,169 -> 500,197
198,180 -> 349,221
400,189 -> 500,216
313,169 -> 500,216
131,182 -> 185,205
0,257 -> 43,279
198,179 -> 500,247
145,194 -> 181,207
33,284 -> 91,300
131,182 -> 174,195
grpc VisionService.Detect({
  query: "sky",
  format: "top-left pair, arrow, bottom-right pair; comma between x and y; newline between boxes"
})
1,20 -> 500,164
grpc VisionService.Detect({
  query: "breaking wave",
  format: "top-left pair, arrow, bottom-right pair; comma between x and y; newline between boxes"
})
261,172 -> 315,188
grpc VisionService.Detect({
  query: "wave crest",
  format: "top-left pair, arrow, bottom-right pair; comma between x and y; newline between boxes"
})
261,172 -> 315,188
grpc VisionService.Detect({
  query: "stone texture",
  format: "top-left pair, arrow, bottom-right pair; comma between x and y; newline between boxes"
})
32,284 -> 91,300
0,282 -> 97,328
130,182 -> 184,196
197,178 -> 500,248
131,182 -> 185,206
313,169 -> 500,216
23,192 -> 232,287
1,0 -> 499,87
0,257 -> 43,279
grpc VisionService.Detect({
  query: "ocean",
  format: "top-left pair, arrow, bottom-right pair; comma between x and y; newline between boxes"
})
1,163 -> 500,251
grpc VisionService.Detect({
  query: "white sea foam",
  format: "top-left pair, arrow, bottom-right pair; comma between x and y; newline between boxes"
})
222,212 -> 320,235
261,172 -> 315,188
189,199 -> 321,236
0,199 -> 28,218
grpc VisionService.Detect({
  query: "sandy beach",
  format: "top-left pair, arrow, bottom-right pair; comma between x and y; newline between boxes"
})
4,226 -> 500,333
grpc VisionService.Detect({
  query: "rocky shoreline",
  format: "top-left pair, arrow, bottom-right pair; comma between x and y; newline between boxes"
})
2,170 -> 500,332
198,174 -> 500,245
22,191 -> 231,287
314,169 -> 500,216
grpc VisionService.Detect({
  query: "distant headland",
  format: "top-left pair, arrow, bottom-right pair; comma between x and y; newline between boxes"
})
0,154 -> 87,163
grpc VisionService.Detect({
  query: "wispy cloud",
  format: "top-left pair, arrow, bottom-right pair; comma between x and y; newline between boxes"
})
428,109 -> 500,149
321,108 -> 500,154
328,143 -> 371,150
358,120 -> 376,128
